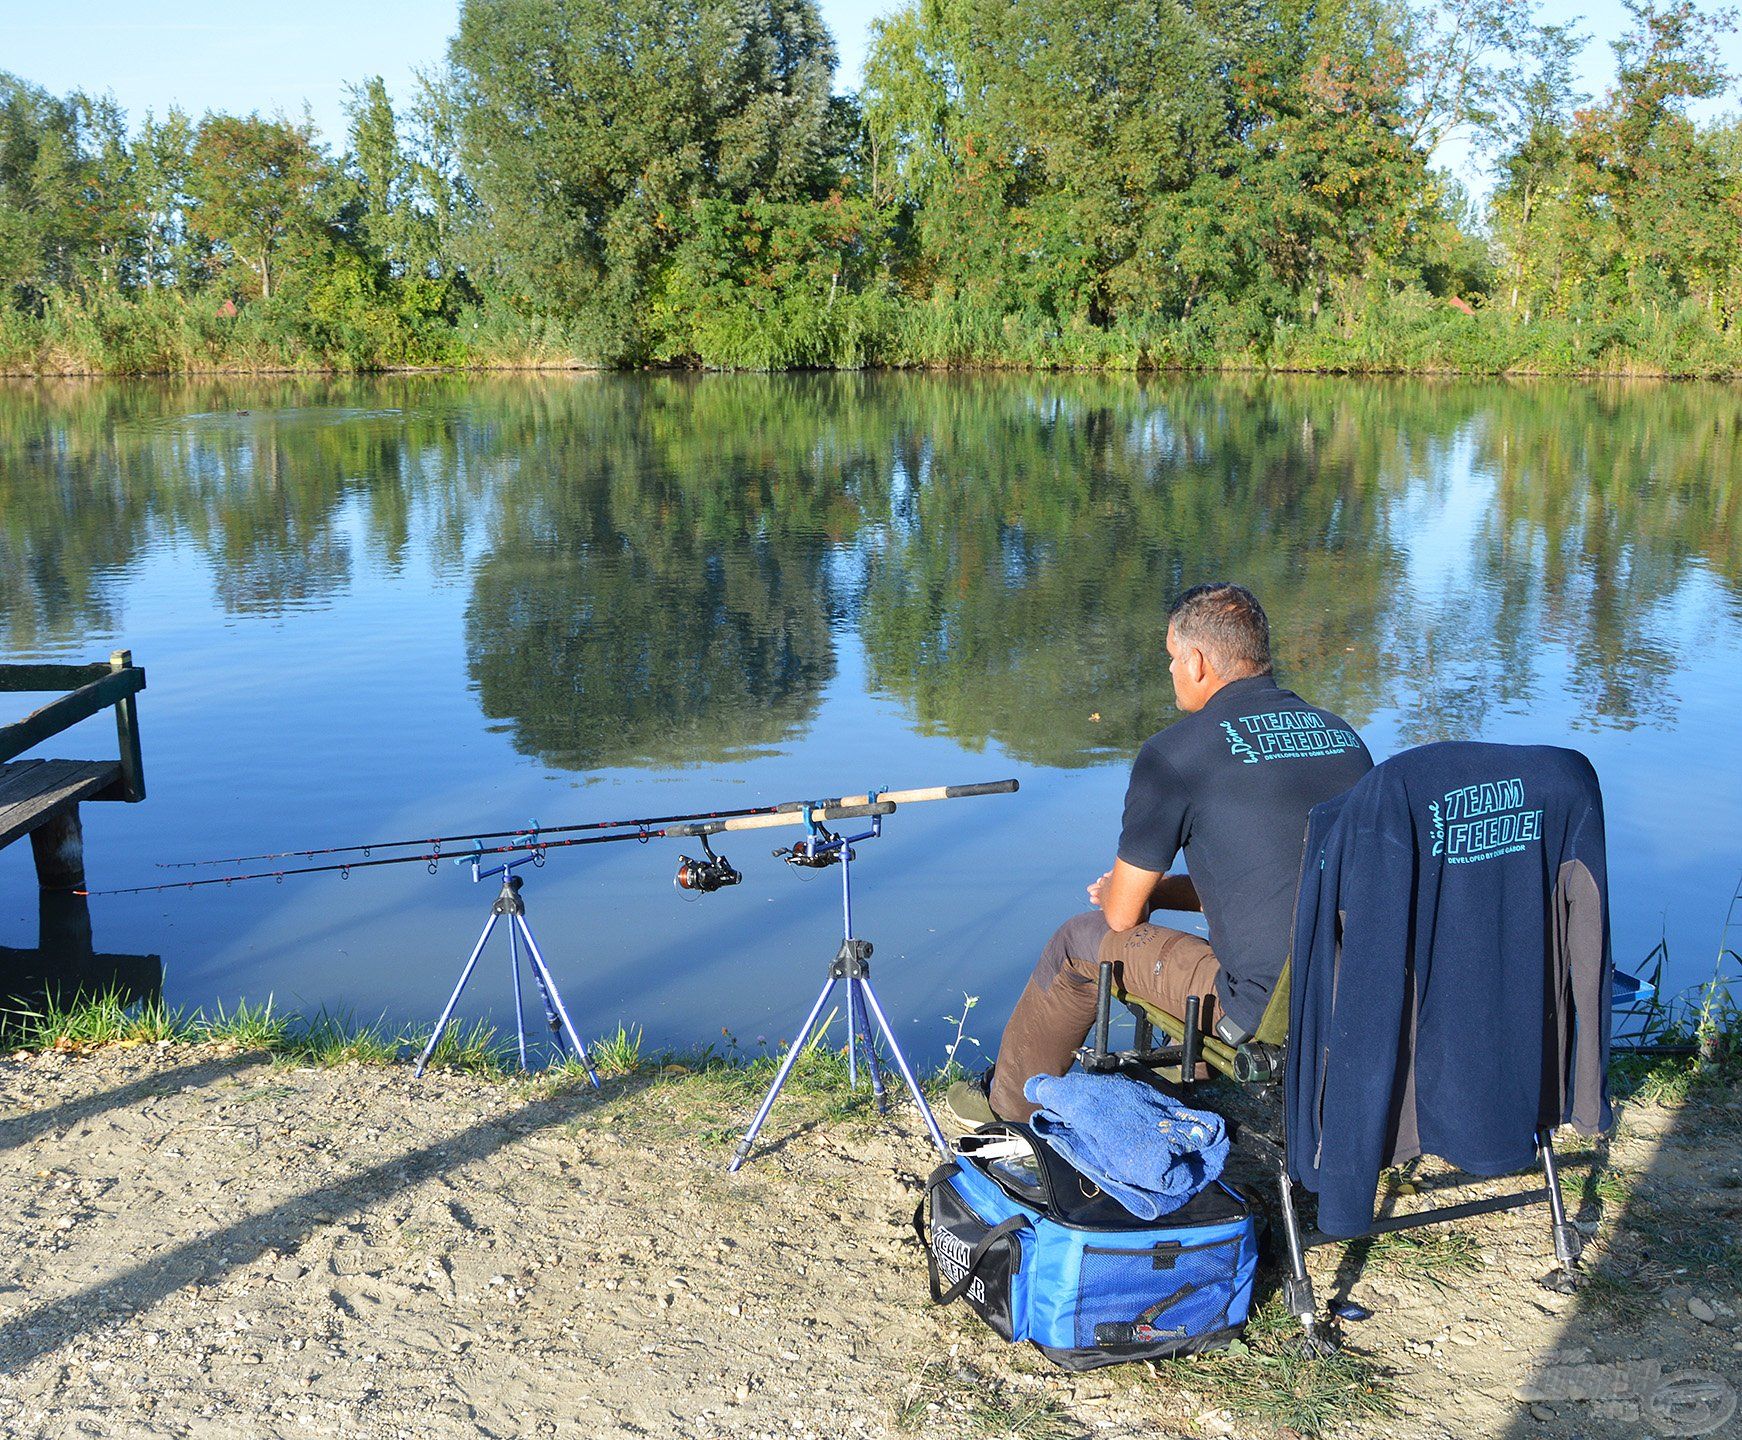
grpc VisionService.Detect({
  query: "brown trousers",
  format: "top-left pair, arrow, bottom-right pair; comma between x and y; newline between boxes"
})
989,910 -> 1222,1122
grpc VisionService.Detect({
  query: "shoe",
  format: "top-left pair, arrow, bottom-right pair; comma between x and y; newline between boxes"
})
941,1067 -> 998,1134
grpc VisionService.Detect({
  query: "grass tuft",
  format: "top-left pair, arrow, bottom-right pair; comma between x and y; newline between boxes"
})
201,997 -> 291,1050
1148,1296 -> 1394,1437
413,1017 -> 511,1075
283,1009 -> 407,1068
588,1023 -> 646,1077
1359,1226 -> 1484,1283
7,989 -> 187,1050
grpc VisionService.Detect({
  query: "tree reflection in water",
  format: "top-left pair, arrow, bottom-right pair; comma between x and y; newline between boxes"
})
1,374 -> 1738,771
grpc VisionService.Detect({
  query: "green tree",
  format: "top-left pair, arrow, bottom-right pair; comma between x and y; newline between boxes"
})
132,107 -> 199,289
447,0 -> 841,358
1484,23 -> 1586,319
0,74 -> 95,303
345,78 -> 407,263
402,66 -> 481,283
1564,0 -> 1739,314
67,91 -> 136,294
186,114 -> 329,300
1399,0 -> 1540,152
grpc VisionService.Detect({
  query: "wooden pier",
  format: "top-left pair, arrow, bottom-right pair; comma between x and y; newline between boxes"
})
0,651 -> 146,891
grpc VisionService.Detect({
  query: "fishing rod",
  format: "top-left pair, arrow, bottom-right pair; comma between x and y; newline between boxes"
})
80,801 -> 900,897
154,783 -> 1007,870
156,801 -> 807,869
79,783 -> 1018,898
80,826 -> 669,896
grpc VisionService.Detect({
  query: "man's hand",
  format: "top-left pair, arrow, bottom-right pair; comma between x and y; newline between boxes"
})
1090,862 -> 1202,931
1097,859 -> 1165,931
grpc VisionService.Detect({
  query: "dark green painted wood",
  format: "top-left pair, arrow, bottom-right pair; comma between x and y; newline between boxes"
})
0,760 -> 120,849
0,667 -> 146,764
0,663 -> 110,693
108,651 -> 146,802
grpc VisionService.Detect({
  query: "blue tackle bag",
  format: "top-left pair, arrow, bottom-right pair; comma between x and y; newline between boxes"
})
915,1121 -> 1261,1370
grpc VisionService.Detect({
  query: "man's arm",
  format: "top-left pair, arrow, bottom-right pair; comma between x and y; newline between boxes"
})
1089,861 -> 1202,932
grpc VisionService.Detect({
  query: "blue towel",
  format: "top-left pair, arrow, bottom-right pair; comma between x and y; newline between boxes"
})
1024,1072 -> 1230,1220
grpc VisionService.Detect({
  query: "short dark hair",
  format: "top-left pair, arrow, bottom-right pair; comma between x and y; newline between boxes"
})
1167,583 -> 1273,678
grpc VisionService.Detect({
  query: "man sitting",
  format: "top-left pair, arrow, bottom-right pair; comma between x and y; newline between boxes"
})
945,583 -> 1374,1127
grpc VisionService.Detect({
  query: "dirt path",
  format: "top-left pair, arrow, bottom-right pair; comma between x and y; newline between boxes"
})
0,1046 -> 1736,1439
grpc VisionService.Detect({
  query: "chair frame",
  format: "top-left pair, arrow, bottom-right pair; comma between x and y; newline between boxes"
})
1079,960 -> 1584,1349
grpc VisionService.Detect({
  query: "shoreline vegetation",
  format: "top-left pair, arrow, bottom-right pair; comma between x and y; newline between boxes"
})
7,289 -> 1742,383
7,0 -> 1742,381
8,289 -> 1742,382
9,929 -> 1735,1099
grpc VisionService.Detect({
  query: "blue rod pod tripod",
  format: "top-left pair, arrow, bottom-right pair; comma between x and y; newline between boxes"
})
728,808 -> 950,1172
414,850 -> 599,1085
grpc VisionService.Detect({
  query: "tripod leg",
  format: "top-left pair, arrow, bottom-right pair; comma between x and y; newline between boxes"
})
854,977 -> 949,1160
850,979 -> 889,1114
846,974 -> 860,1090
416,912 -> 500,1078
730,977 -> 840,1173
509,914 -> 529,1073
518,921 -> 571,1063
514,914 -> 598,1088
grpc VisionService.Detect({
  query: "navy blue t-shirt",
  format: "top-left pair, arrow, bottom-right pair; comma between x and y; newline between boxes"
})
1117,674 -> 1372,1034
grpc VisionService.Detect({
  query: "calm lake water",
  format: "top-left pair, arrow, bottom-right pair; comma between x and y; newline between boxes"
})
2,373 -> 1739,1064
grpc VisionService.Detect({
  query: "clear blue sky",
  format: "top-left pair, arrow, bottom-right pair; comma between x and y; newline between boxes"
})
2,0 -> 1736,187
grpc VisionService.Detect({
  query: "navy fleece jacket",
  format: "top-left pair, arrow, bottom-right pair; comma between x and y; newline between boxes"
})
1286,742 -> 1613,1238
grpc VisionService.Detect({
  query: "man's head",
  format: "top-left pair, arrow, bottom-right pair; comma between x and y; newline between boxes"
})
1165,583 -> 1273,712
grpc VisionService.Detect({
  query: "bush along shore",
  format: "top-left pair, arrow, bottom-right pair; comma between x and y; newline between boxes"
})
8,0 -> 1742,380
10,287 -> 1742,381
0,968 -> 1735,1439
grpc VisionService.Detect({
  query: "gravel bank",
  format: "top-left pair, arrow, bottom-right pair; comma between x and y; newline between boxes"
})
0,1046 -> 1736,1439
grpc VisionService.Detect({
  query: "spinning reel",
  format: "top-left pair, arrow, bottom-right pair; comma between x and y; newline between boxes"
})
673,833 -> 741,893
773,825 -> 849,869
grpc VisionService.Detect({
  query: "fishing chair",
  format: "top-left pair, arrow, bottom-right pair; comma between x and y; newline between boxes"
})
1079,954 -> 1585,1351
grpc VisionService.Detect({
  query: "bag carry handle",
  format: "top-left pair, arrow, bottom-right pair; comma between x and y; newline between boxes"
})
913,1164 -> 1030,1305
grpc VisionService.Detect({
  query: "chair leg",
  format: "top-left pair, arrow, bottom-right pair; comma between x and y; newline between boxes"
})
1275,1159 -> 1330,1352
1537,1128 -> 1584,1290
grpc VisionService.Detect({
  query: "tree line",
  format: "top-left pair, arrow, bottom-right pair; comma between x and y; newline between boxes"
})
2,0 -> 1739,375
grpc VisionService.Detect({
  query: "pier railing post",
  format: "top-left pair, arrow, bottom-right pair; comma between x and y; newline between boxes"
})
110,650 -> 145,803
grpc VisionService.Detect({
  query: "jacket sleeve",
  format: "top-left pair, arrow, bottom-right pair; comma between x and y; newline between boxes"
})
1562,782 -> 1613,1135
1308,821 -> 1418,1238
